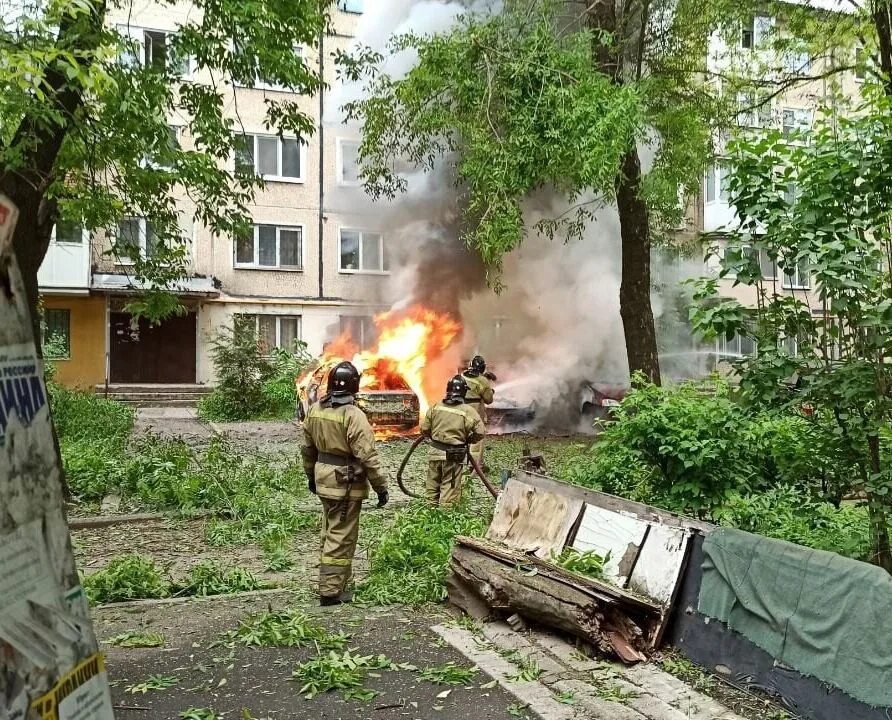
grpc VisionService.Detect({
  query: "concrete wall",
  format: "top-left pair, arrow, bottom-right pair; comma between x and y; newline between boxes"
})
43,295 -> 106,389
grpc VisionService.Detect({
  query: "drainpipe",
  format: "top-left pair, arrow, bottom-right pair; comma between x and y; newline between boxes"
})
317,27 -> 325,300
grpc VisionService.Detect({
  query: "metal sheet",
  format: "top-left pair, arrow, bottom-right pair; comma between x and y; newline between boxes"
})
628,524 -> 691,606
486,479 -> 584,558
572,505 -> 649,586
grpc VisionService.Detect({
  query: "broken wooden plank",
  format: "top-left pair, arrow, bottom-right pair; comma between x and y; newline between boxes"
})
449,536 -> 659,661
515,470 -> 715,533
486,481 -> 584,558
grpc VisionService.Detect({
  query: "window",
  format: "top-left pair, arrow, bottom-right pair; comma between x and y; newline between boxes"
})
144,125 -> 180,168
44,309 -> 71,358
235,225 -> 303,270
736,92 -> 771,128
785,48 -> 811,74
143,30 -> 189,75
717,330 -> 756,358
116,217 -> 159,261
339,229 -> 386,273
783,257 -> 810,289
338,139 -> 361,185
705,166 -> 717,203
784,182 -> 798,205
53,220 -> 84,244
855,45 -> 875,81
718,163 -> 732,202
235,134 -> 303,181
340,316 -> 377,351
255,46 -> 304,91
239,314 -> 301,352
337,0 -> 364,12
782,108 -> 811,138
741,14 -> 771,48
757,247 -> 777,279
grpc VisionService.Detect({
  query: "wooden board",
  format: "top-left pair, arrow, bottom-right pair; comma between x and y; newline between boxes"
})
486,479 -> 584,558
572,505 -> 650,586
628,524 -> 691,606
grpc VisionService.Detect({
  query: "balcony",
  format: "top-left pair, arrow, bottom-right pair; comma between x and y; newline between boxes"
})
38,238 -> 91,292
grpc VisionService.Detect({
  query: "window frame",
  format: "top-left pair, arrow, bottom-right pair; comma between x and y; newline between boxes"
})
43,308 -> 72,359
339,315 -> 377,351
233,223 -> 305,271
337,138 -> 362,186
114,216 -> 160,265
337,0 -> 364,13
253,46 -> 305,92
124,26 -> 193,78
782,257 -> 811,290
234,132 -> 305,183
338,228 -> 387,274
239,313 -> 303,352
52,220 -> 88,245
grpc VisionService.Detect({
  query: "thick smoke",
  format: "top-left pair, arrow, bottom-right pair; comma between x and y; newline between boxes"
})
327,0 -> 702,431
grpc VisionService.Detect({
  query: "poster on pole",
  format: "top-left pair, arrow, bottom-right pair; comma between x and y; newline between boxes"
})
0,194 -> 114,719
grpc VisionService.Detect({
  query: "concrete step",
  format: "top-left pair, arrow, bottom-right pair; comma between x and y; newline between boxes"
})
96,384 -> 212,394
103,392 -> 209,401
118,399 -> 202,408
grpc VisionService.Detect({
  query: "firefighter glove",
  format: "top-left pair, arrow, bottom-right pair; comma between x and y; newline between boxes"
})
376,490 -> 389,508
484,371 -> 498,382
307,476 -> 317,495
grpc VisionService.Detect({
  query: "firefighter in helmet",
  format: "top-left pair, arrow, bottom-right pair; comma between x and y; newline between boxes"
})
301,361 -> 388,606
420,375 -> 485,507
461,355 -> 495,466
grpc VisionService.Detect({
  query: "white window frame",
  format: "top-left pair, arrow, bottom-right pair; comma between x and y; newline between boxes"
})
241,314 -> 303,352
337,138 -> 362,186
254,46 -> 305,92
736,92 -> 771,128
337,0 -> 364,13
716,329 -> 756,358
51,221 -> 88,245
234,224 -> 305,271
785,47 -> 811,74
114,216 -> 158,265
782,258 -> 811,290
705,165 -> 717,204
338,228 -> 387,274
234,133 -> 305,183
339,315 -> 376,350
118,25 -> 193,78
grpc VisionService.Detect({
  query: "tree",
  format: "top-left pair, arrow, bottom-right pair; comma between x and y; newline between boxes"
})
0,0 -> 329,342
688,95 -> 892,572
341,0 -> 861,384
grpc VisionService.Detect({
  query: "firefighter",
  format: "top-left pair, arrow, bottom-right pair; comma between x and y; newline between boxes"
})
301,361 -> 389,606
420,375 -> 485,507
461,355 -> 495,466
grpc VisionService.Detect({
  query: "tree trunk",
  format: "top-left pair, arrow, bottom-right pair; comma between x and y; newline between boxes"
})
616,149 -> 662,384
874,0 -> 892,96
585,2 -> 662,385
866,435 -> 892,573
0,0 -> 107,347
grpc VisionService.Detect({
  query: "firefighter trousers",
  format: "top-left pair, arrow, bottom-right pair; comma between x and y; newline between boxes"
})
426,460 -> 465,507
318,497 -> 362,599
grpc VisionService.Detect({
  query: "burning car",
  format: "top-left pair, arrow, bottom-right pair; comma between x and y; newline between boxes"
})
295,305 -> 461,438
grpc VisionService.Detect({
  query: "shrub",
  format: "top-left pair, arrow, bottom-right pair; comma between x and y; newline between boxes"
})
84,555 -> 171,604
176,561 -> 265,596
62,437 -> 128,501
50,384 -> 134,444
356,503 -> 486,605
198,324 -> 311,421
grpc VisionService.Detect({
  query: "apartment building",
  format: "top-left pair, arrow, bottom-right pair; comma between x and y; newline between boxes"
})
40,0 -> 383,388
700,6 -> 863,360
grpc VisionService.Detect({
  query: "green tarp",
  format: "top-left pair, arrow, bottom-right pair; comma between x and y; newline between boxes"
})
700,528 -> 892,708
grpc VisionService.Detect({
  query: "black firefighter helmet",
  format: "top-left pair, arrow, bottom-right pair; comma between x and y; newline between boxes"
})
327,361 -> 361,397
445,374 -> 469,403
468,355 -> 486,374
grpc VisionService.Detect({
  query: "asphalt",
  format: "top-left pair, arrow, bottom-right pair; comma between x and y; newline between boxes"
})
96,592 -> 531,720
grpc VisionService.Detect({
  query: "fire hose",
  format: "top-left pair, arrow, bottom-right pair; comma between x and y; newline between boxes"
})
396,435 -> 499,500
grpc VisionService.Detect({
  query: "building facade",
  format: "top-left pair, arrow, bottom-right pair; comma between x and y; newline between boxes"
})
39,0 -> 382,388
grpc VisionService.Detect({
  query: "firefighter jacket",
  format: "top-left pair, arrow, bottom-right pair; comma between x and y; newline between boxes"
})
421,401 -> 485,461
461,372 -> 494,421
301,400 -> 387,500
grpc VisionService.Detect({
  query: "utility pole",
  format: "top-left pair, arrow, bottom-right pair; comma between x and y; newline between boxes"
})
0,195 -> 114,719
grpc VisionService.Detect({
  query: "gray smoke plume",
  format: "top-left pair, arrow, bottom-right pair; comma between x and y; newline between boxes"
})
325,0 -> 703,431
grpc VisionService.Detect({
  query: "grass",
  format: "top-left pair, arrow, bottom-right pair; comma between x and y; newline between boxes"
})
291,650 -> 393,700
176,561 -> 266,597
223,609 -> 349,650
125,675 -> 178,694
550,547 -> 608,579
83,555 -> 170,604
106,630 -> 165,648
417,662 -> 478,685
356,502 -> 487,605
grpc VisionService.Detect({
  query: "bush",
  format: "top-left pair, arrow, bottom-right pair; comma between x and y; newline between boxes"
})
356,503 -> 486,605
176,561 -> 266,596
84,554 -> 171,604
50,384 -> 134,444
198,324 -> 311,421
713,488 -> 872,562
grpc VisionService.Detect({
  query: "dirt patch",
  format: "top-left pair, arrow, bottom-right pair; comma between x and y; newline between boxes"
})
96,593 -> 526,720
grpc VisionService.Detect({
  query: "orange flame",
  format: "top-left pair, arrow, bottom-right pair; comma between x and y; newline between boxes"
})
300,305 -> 462,417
